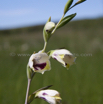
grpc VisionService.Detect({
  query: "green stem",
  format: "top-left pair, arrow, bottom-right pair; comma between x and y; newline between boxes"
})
25,78 -> 31,104
42,42 -> 47,52
51,14 -> 65,34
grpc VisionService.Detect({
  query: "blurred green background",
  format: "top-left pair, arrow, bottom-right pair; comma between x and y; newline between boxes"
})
0,18 -> 103,104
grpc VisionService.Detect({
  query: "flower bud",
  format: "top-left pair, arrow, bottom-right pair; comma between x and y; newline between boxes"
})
45,22 -> 55,32
43,21 -> 55,42
74,0 -> 86,6
64,0 -> 73,14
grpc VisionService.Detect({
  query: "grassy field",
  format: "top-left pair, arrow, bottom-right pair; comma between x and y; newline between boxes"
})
0,18 -> 103,104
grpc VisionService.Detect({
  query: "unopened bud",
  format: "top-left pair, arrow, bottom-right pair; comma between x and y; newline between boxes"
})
64,0 -> 73,14
45,22 -> 55,32
75,0 -> 86,5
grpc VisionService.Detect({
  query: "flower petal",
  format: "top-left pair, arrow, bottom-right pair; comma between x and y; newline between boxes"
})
28,52 -> 51,74
63,54 -> 76,65
35,89 -> 61,104
42,96 -> 56,104
51,49 -> 76,69
52,54 -> 65,65
39,60 -> 51,74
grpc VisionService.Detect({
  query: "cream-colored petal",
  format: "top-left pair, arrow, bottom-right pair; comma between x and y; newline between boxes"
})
28,52 -> 51,74
51,49 -> 76,68
52,49 -> 73,55
35,90 -> 61,104
44,96 -> 56,104
34,53 -> 49,64
63,54 -> 76,65
28,54 -> 36,69
52,54 -> 65,66
35,90 -> 60,97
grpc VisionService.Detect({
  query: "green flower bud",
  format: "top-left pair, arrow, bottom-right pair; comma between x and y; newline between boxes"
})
73,0 -> 86,7
64,0 -> 73,14
75,0 -> 86,5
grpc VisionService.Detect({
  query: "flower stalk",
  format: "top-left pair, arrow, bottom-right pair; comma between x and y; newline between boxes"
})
42,42 -> 47,52
25,78 -> 31,104
51,14 -> 64,34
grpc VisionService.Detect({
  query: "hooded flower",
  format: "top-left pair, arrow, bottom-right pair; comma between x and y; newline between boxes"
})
28,51 -> 51,74
35,89 -> 61,104
50,49 -> 76,69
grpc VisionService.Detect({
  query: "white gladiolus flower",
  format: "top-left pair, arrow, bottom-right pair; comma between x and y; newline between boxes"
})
45,22 -> 55,32
51,49 -> 76,69
35,89 -> 61,104
28,51 -> 51,74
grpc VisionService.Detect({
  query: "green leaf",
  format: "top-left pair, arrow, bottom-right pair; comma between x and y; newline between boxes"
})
27,94 -> 35,104
57,13 -> 76,29
64,0 -> 73,14
47,16 -> 51,23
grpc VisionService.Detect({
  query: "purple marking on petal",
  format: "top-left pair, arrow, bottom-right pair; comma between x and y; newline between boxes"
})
34,67 -> 39,70
42,93 -> 48,96
34,63 -> 46,70
54,58 -> 57,60
54,54 -> 58,56
40,97 -> 47,101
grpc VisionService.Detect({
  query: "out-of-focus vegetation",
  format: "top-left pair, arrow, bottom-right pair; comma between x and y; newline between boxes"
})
0,18 -> 103,104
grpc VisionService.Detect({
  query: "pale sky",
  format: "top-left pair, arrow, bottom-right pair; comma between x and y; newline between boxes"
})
0,0 -> 103,30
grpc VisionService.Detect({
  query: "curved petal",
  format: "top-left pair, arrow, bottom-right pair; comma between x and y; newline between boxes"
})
28,52 -> 51,74
51,49 -> 76,69
42,96 -> 56,104
52,49 -> 72,55
63,54 -> 76,65
52,53 -> 65,66
35,89 -> 61,104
